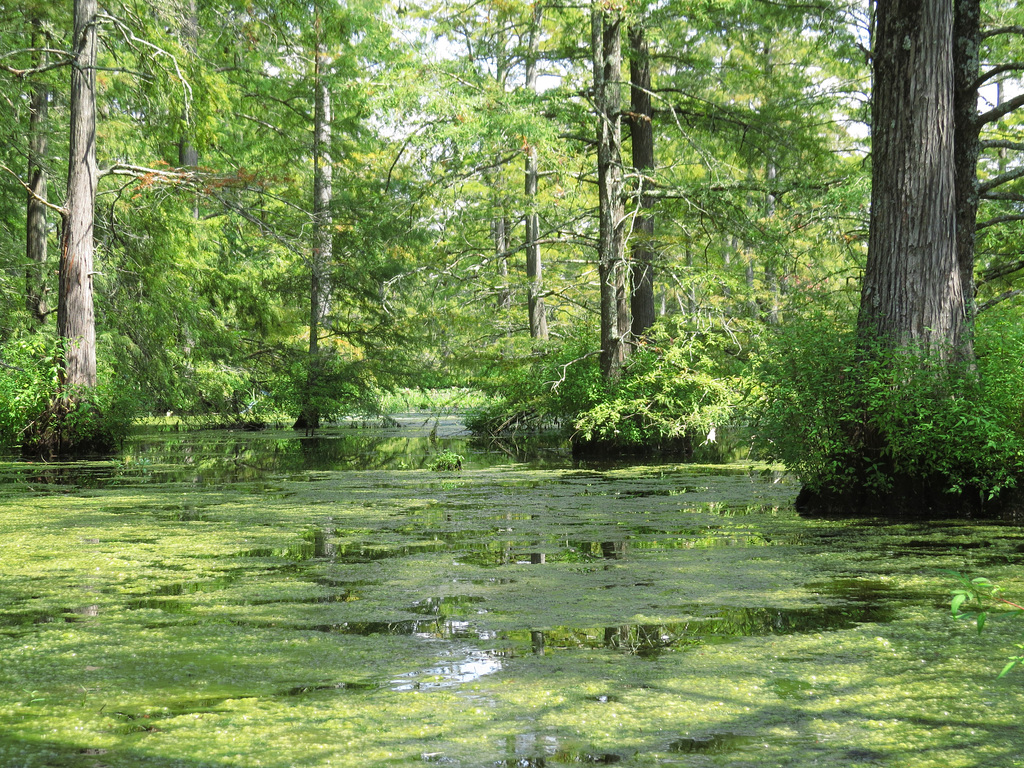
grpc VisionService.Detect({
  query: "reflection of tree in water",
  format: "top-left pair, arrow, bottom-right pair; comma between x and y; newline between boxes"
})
519,601 -> 893,659
500,732 -> 623,766
601,540 -> 627,559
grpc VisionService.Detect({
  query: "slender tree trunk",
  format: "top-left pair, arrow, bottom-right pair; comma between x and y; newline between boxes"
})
858,0 -> 965,358
26,18 -> 49,327
303,24 -> 333,431
524,4 -> 547,339
764,163 -> 780,325
627,23 -> 655,339
59,0 -> 99,389
493,212 -> 513,312
178,0 -> 199,170
593,6 -> 626,380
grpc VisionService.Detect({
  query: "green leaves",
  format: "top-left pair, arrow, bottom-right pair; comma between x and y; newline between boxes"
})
749,318 -> 1024,505
946,570 -> 1024,677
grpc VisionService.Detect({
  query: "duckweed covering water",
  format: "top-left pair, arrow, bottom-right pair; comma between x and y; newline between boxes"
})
1,422 -> 1023,766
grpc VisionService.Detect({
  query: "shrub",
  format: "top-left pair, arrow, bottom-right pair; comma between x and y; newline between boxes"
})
749,316 -> 1024,511
466,332 -> 605,435
0,336 -> 60,448
428,450 -> 464,471
573,323 -> 740,453
1,336 -> 136,456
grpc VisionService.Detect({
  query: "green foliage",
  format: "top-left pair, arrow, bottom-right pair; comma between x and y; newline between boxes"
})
750,317 -> 1024,503
466,333 -> 605,434
0,336 -> 61,447
466,319 -> 741,455
379,388 -> 489,415
975,306 -> 1024,433
947,572 -> 1024,678
270,352 -> 381,427
428,449 -> 464,472
0,337 -> 135,455
573,320 -> 741,451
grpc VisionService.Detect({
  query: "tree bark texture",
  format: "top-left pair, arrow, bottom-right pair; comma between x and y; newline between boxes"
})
628,23 -> 656,339
525,4 -> 547,339
59,0 -> 99,389
593,6 -> 626,380
952,0 -> 980,334
859,0 -> 965,358
26,18 -> 49,326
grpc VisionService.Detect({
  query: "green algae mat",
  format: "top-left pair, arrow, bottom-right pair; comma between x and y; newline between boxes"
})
2,426 -> 1023,767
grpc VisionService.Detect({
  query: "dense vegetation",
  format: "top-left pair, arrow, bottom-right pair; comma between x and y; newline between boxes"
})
3,0 -> 1024,513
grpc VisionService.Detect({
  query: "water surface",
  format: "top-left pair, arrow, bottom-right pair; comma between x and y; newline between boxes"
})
1,420 -> 1022,767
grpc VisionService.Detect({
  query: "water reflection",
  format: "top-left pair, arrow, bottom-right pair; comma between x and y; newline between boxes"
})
498,733 -> 624,766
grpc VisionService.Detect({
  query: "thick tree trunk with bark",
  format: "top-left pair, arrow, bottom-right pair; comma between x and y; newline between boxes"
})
858,0 -> 965,359
627,23 -> 655,339
59,0 -> 99,389
593,7 -> 627,380
799,0 -> 985,516
26,19 -> 49,327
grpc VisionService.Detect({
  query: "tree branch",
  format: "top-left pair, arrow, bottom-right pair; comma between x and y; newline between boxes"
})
0,162 -> 68,216
977,213 -> 1024,231
979,165 -> 1024,194
972,63 -> 1024,92
98,11 -> 193,122
977,91 -> 1024,127
982,25 -> 1024,40
0,49 -> 73,77
981,139 -> 1024,153
979,257 -> 1024,284
978,289 -> 1023,313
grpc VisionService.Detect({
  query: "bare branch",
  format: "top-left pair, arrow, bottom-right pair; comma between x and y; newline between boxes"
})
0,49 -> 73,77
972,63 -> 1024,92
981,139 -> 1024,153
98,11 -> 193,122
0,162 -> 68,217
977,213 -> 1024,231
100,163 -> 199,184
981,191 -> 1024,203
977,91 -> 1024,127
979,257 -> 1024,284
979,165 -> 1024,194
982,25 -> 1024,40
978,289 -> 1023,313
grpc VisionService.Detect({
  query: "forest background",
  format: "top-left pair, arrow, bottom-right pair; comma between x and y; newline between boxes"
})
4,0 -> 1024,514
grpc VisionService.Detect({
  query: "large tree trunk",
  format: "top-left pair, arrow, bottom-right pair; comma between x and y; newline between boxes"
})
858,0 -> 965,358
59,0 -> 99,389
593,6 -> 626,380
26,18 -> 49,327
627,23 -> 655,339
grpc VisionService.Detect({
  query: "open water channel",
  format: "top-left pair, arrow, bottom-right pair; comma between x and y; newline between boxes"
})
1,417 -> 1023,767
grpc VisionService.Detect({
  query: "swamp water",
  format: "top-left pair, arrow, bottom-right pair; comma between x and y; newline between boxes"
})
1,417 -> 1023,767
